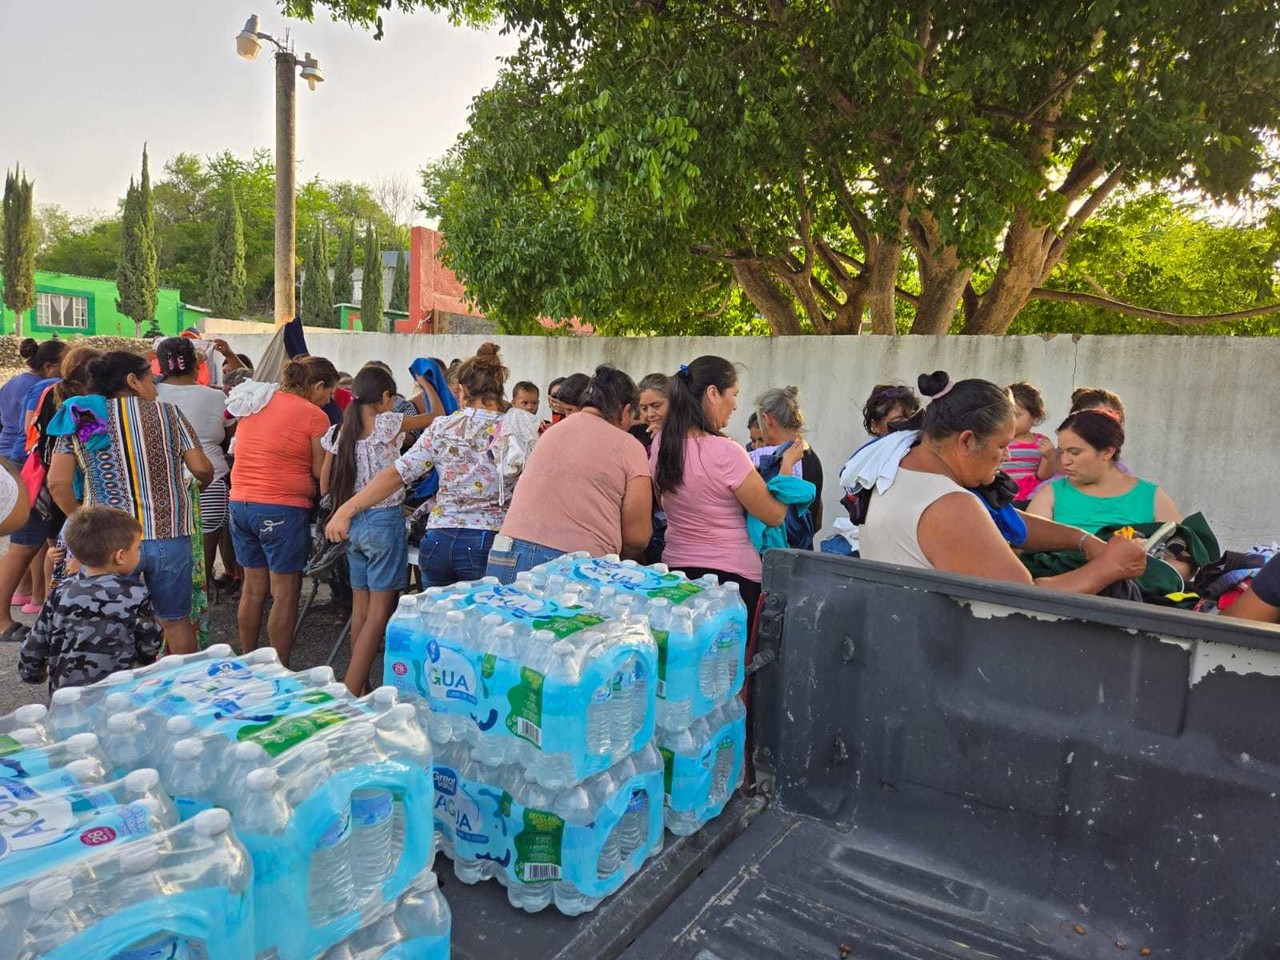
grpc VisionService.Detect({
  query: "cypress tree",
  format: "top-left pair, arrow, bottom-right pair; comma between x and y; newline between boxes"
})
389,246 -> 409,313
116,147 -> 158,337
2,168 -> 36,337
332,221 -> 355,306
301,224 -> 337,327
361,224 -> 384,333
207,186 -> 247,319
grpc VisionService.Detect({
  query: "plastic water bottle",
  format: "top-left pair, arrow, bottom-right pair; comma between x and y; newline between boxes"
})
103,711 -> 151,776
552,782 -> 594,916
610,656 -> 636,754
163,737 -> 216,821
394,870 -> 451,959
587,676 -> 613,759
351,783 -> 397,903
0,702 -> 49,737
472,623 -> 519,767
717,582 -> 744,693
217,741 -> 270,808
24,875 -> 89,957
153,715 -> 196,783
237,767 -> 291,835
537,640 -> 578,788
370,685 -> 399,713
616,784 -> 649,860
47,686 -> 93,739
309,801 -> 355,924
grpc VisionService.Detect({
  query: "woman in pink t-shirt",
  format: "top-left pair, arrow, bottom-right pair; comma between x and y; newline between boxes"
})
651,356 -> 806,630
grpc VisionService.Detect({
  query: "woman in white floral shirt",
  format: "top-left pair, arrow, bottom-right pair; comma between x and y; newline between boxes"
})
326,343 -> 539,593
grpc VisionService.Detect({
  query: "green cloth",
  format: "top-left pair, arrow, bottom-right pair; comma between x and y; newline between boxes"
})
1048,476 -> 1158,534
746,475 -> 815,554
1021,512 -> 1220,604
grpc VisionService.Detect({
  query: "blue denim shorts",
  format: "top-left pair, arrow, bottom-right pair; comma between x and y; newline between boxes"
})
9,505 -> 63,547
483,535 -> 567,585
229,501 -> 311,574
419,527 -> 497,588
135,536 -> 194,621
348,506 -> 408,593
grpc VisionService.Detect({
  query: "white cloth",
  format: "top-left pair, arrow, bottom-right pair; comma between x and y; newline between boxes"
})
838,430 -> 919,495
497,408 -> 541,506
860,467 -> 968,569
0,467 -> 19,528
156,383 -> 229,481
226,380 -> 278,419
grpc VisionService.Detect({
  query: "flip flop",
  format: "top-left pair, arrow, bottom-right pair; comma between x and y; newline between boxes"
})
20,602 -> 43,615
0,622 -> 29,643
9,594 -> 31,607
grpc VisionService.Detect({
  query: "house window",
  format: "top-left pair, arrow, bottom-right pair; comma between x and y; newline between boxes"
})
36,293 -> 88,329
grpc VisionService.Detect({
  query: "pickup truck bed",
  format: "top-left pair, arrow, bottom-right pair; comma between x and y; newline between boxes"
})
452,553 -> 1280,960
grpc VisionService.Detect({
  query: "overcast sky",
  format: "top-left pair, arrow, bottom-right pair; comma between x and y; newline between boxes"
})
0,0 -> 517,219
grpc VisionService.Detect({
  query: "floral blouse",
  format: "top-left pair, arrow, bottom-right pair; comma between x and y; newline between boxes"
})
322,411 -> 406,510
393,407 -> 539,531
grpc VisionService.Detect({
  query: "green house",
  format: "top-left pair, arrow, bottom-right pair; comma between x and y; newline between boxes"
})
0,270 -> 199,339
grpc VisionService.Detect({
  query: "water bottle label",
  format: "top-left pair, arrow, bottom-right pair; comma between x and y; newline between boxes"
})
113,937 -> 195,960
236,694 -> 364,757
465,586 -> 605,638
625,788 -> 645,813
505,666 -> 546,748
352,791 -> 394,827
0,735 -> 30,758
511,806 -> 564,883
0,746 -> 55,780
714,623 -> 740,650
660,747 -> 675,801
0,779 -> 75,860
175,794 -> 213,821
569,558 -> 705,604
317,811 -> 351,850
652,629 -> 671,691
0,798 -> 154,877
427,643 -> 479,708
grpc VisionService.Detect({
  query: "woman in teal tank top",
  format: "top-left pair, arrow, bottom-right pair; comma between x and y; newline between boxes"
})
1026,409 -> 1180,535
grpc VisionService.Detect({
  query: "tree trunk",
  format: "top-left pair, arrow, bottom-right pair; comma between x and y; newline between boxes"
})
910,245 -> 972,334
731,260 -> 804,335
964,212 -> 1047,334
864,234 -> 901,334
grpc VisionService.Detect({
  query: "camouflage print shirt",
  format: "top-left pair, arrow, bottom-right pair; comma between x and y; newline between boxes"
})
19,573 -> 164,692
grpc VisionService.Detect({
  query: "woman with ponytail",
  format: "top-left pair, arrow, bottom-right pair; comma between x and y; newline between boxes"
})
319,365 -> 433,694
650,356 -> 805,625
326,343 -> 538,617
486,364 -> 652,580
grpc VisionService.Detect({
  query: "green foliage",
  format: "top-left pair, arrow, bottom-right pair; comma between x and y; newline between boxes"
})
35,207 -> 122,279
302,225 -> 338,327
389,246 -> 409,312
361,224 -> 384,331
116,148 -> 158,337
332,221 -> 356,306
206,186 -> 248,319
2,168 -> 36,335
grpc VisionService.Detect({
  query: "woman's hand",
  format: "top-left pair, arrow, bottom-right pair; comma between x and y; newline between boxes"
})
1098,536 -> 1147,581
781,438 -> 808,471
325,509 -> 353,543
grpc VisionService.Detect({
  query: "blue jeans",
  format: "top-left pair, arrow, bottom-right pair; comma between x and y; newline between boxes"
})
483,536 -> 567,584
135,536 -> 194,621
229,502 -> 311,574
418,528 -> 497,588
348,507 -> 407,592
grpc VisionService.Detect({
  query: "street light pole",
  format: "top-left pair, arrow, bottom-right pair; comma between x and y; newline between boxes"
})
275,50 -> 297,326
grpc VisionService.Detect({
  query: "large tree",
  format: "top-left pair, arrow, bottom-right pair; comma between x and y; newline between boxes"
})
302,224 -> 338,327
332,220 -> 356,306
117,147 -> 159,337
361,223 -> 384,332
206,186 -> 247,319
389,246 -> 409,312
2,168 -> 36,336
297,0 -> 1280,335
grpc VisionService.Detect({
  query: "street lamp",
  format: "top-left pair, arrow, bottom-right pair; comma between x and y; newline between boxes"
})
235,14 -> 325,325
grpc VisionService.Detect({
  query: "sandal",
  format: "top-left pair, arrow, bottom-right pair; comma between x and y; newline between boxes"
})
0,622 -> 29,643
9,594 -> 31,607
20,602 -> 43,615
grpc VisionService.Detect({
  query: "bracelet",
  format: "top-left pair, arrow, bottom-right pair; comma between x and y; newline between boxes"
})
1077,532 -> 1090,553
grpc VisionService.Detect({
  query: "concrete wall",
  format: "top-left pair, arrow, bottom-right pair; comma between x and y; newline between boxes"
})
218,330 -> 1280,549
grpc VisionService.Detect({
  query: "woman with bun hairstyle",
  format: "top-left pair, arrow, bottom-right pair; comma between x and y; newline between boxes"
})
549,372 -> 591,420
1,339 -> 66,465
753,385 -> 823,536
1026,409 -> 1179,534
46,351 -> 214,653
859,370 -> 1148,593
227,355 -> 338,663
651,357 -> 807,625
485,364 -> 652,580
327,343 -> 540,594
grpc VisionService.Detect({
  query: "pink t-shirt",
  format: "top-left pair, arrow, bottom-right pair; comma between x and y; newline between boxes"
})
500,412 -> 651,555
651,434 -> 761,582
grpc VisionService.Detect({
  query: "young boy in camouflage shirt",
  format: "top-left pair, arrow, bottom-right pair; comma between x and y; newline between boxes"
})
19,507 -> 164,692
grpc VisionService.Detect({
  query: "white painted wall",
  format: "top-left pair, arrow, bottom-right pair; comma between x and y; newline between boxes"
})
219,330 -> 1280,549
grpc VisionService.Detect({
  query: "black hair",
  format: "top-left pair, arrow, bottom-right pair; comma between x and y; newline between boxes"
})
580,365 -> 639,425
328,365 -> 397,509
548,376 -> 567,395
65,506 -> 142,567
234,353 -> 254,372
1007,381 -> 1046,423
18,338 -> 39,366
654,355 -> 737,492
363,360 -> 398,393
156,338 -> 198,379
512,381 -> 539,397
747,412 -> 759,429
1069,386 -> 1125,421
862,384 -> 921,435
1057,408 -> 1125,460
88,351 -> 151,398
909,370 -> 1015,443
28,339 -> 67,373
554,373 -> 591,408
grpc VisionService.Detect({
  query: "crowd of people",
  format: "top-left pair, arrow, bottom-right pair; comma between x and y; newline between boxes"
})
0,333 -> 1276,699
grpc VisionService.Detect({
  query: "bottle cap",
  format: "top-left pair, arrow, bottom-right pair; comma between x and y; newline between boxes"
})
6,727 -> 39,746
13,703 -> 48,725
234,741 -> 268,761
63,758 -> 101,782
533,629 -> 557,643
482,613 -> 504,626
124,768 -> 160,794
652,563 -> 669,574
479,576 -> 500,585
322,682 -> 349,699
50,687 -> 82,705
552,640 -> 574,655
372,686 -> 398,706
106,712 -> 138,734
305,666 -> 336,685
246,768 -> 278,791
242,647 -> 279,665
105,669 -> 136,684
29,875 -> 73,909
66,732 -> 100,755
103,692 -> 133,713
193,807 -> 232,837
173,738 -> 204,760
205,643 -> 234,658
446,610 -> 465,622
165,715 -> 195,735
119,840 -> 161,873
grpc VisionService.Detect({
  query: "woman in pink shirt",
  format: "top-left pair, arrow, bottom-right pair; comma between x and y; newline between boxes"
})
651,356 -> 805,630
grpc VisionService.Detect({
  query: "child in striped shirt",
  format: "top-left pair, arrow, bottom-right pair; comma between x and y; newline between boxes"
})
1003,382 -> 1055,507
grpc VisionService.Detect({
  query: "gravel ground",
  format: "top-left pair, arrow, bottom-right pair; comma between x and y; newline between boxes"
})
0,539 -> 377,716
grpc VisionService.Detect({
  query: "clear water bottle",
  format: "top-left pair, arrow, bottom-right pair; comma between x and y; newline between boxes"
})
629,653 -> 649,743
24,875 -> 89,957
1,702 -> 49,737
610,656 -> 636,755
718,582 -> 744,693
217,741 -> 270,809
506,775 -> 556,913
237,767 -> 291,835
351,783 -> 397,904
394,870 -> 451,957
617,786 -> 649,860
308,801 -> 355,924
587,677 -> 613,758
47,686 -> 93,739
154,715 -> 196,783
103,711 -> 151,776
163,737 -> 216,821
370,686 -> 399,713
472,623 -> 519,767
552,782 -> 594,916
536,640 -> 578,787
659,721 -> 701,835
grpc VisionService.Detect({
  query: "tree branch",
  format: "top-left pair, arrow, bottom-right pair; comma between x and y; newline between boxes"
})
1044,165 -> 1125,269
1030,288 -> 1280,326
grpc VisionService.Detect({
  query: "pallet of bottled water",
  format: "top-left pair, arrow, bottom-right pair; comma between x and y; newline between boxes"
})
432,741 -> 664,915
385,578 -> 660,788
533,555 -> 748,731
2,646 -> 447,960
658,697 -> 747,836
